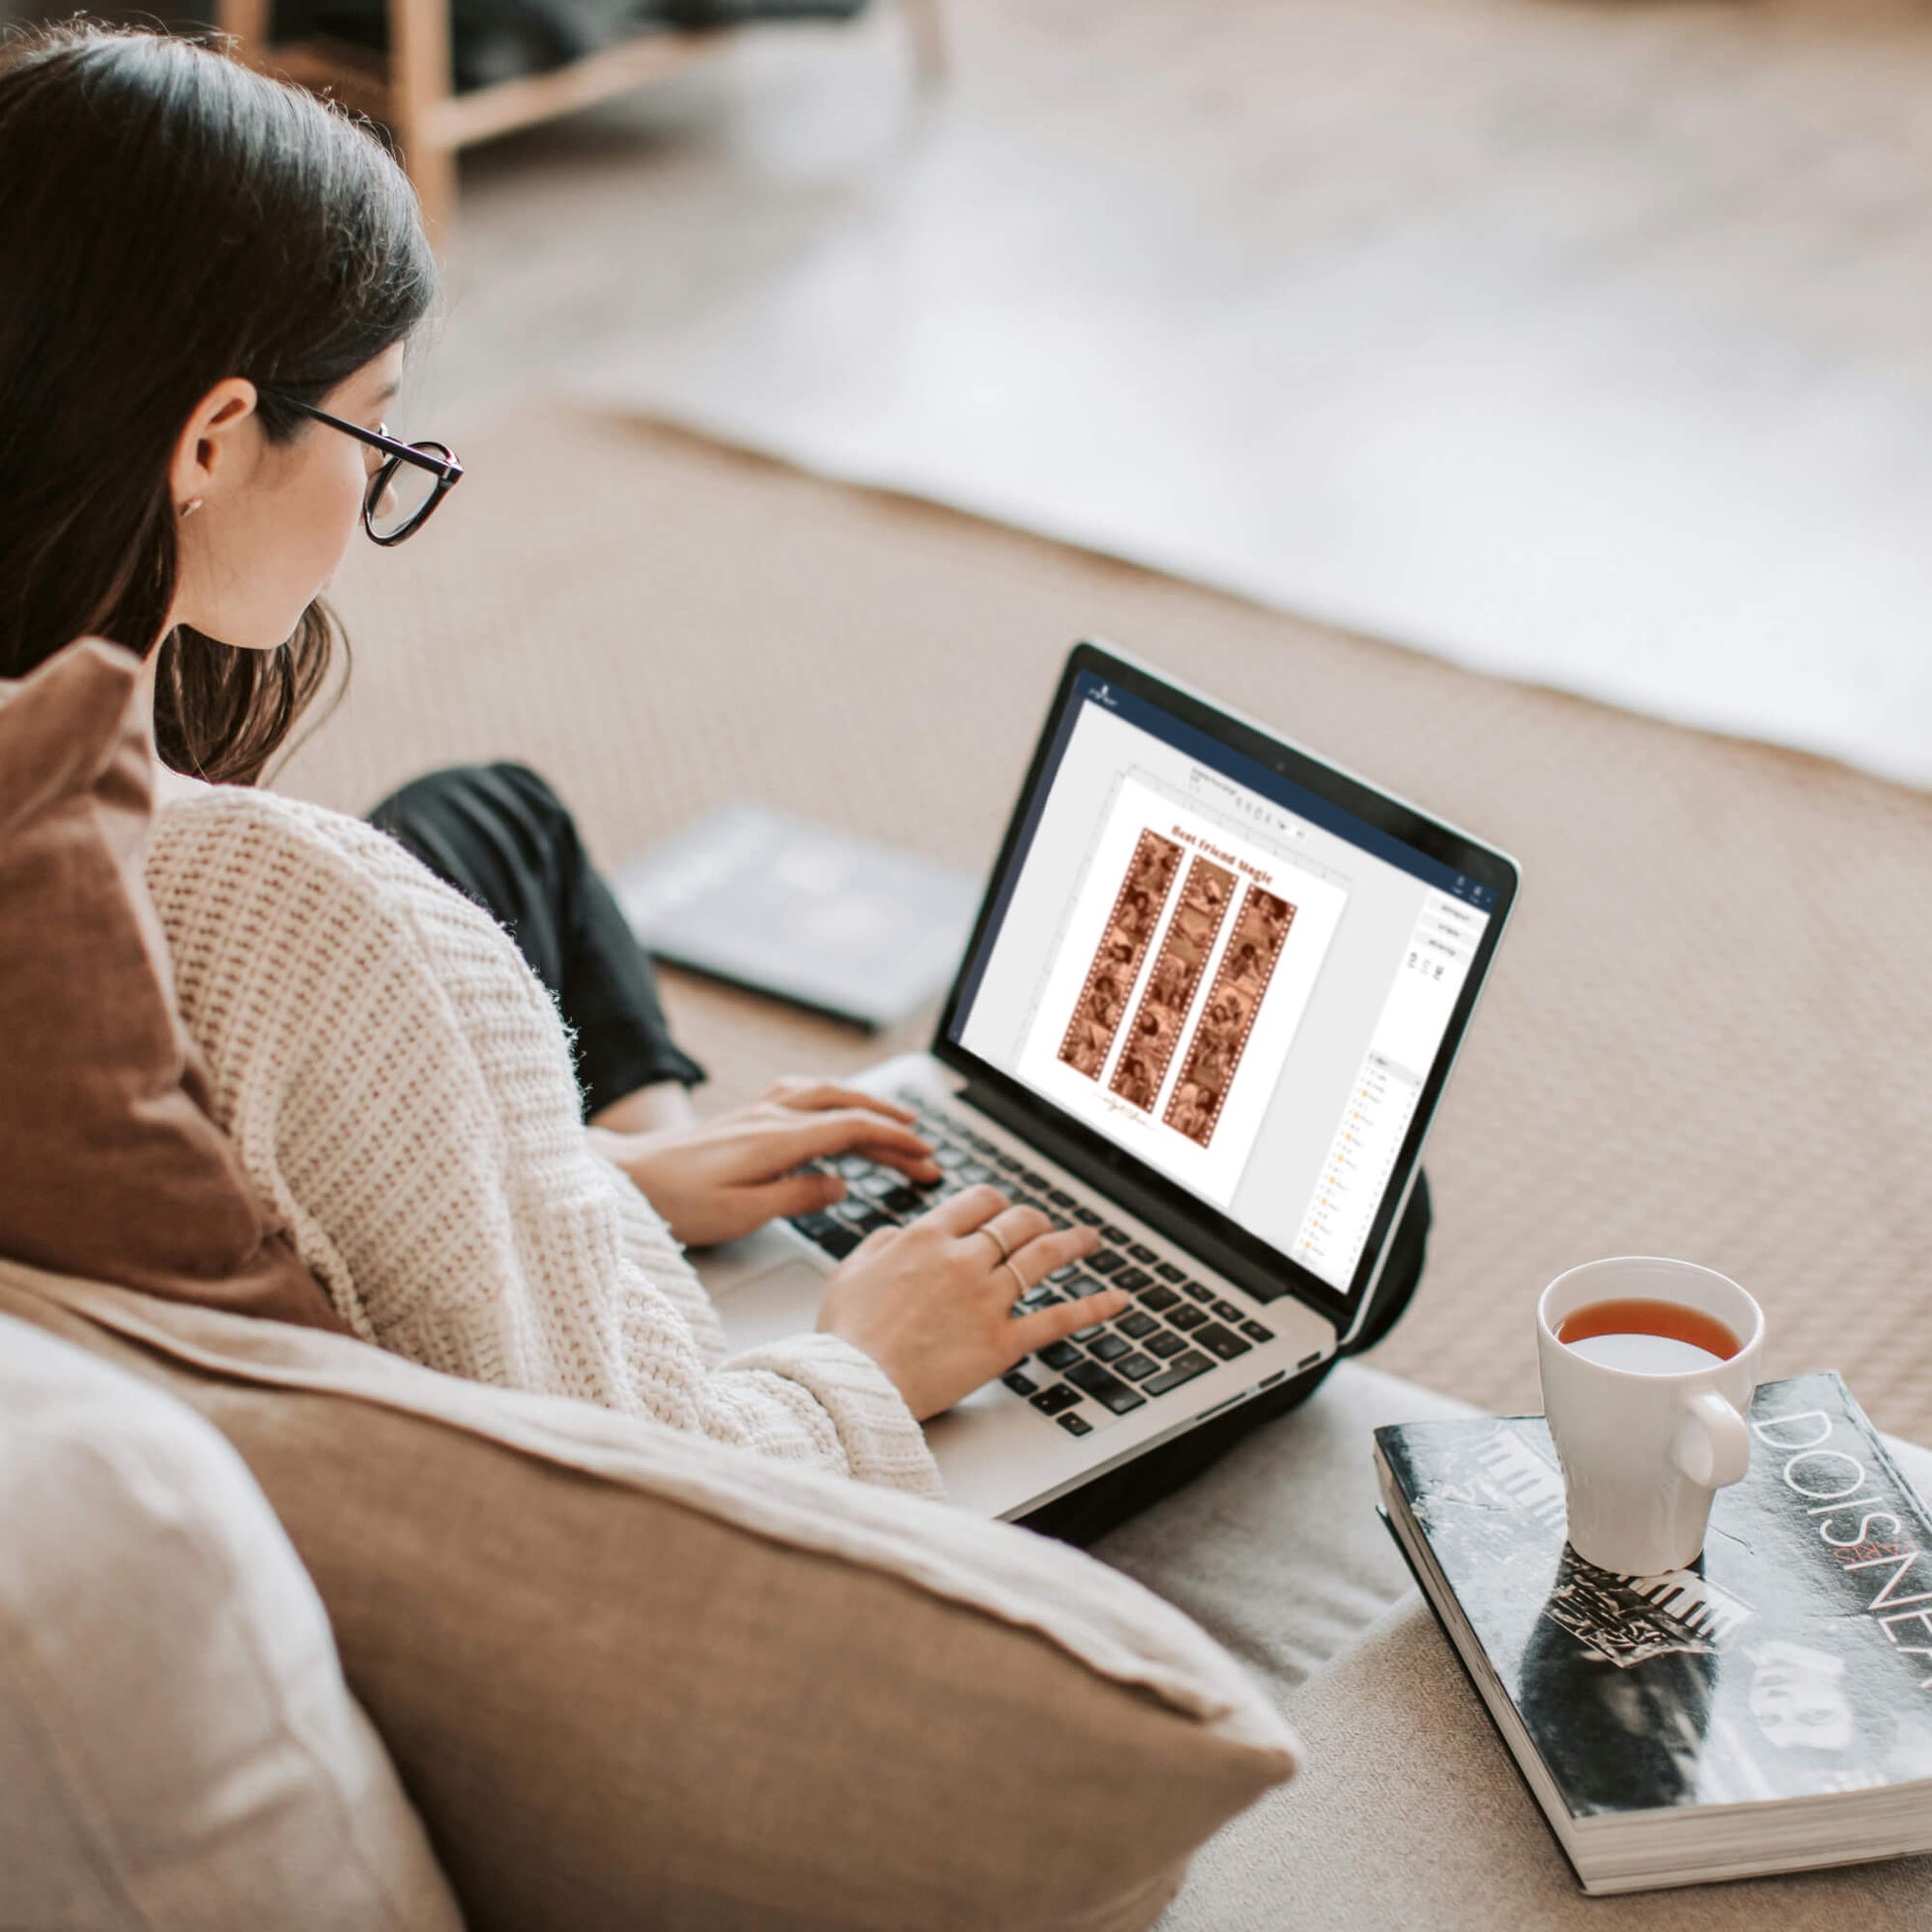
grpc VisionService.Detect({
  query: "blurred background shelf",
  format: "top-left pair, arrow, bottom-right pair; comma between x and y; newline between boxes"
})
212,0 -> 945,238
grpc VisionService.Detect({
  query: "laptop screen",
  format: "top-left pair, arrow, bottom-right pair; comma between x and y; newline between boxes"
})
940,651 -> 1511,1316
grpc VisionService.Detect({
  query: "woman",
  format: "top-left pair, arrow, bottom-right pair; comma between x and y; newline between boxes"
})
0,24 -> 1131,1496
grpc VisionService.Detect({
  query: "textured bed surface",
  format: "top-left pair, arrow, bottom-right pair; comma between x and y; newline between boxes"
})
278,405 -> 1932,1443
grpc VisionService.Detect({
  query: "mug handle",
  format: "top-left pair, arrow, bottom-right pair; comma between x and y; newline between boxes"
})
1670,1388 -> 1751,1489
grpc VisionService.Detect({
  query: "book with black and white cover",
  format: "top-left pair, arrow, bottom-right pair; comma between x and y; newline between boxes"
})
1374,1374 -> 1932,1895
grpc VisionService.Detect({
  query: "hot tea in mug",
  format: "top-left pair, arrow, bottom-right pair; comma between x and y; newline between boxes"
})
1554,1297 -> 1744,1374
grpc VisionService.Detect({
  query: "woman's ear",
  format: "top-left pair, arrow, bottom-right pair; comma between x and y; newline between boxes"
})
167,377 -> 260,516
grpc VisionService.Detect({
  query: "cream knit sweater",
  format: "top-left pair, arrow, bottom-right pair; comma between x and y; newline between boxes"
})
145,784 -> 942,1498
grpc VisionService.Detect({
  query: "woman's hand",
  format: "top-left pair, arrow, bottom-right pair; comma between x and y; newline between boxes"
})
816,1184 -> 1131,1421
593,1077 -> 941,1249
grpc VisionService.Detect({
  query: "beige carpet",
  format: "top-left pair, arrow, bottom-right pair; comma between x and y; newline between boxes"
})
278,405 -> 1932,1445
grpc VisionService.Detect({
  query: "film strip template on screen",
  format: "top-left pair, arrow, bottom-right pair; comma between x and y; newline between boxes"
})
1016,774 -> 1348,1208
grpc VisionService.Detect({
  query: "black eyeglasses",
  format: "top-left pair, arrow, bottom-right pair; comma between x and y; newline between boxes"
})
282,399 -> 464,546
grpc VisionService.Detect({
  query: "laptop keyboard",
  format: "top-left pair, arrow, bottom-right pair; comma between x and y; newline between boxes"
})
787,1095 -> 1281,1438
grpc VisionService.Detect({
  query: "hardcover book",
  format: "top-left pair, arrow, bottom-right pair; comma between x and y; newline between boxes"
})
1374,1373 -> 1932,1894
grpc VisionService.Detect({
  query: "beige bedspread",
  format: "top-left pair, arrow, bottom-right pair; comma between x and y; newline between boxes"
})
278,406 -> 1932,1443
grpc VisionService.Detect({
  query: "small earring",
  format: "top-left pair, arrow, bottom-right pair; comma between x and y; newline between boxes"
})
179,498 -> 204,517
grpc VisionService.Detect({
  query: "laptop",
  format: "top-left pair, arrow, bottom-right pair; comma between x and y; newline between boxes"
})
696,641 -> 1520,1519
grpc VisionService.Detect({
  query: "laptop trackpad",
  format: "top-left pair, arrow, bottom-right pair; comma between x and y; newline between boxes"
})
702,1227 -> 830,1353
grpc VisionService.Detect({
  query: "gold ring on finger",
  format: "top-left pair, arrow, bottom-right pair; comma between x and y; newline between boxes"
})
978,1222 -> 1011,1263
1001,1257 -> 1029,1300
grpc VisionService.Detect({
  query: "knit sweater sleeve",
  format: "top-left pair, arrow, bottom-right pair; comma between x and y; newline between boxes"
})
145,787 -> 941,1497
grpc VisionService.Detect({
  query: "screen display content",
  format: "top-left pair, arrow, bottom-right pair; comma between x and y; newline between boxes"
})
951,669 -> 1496,1299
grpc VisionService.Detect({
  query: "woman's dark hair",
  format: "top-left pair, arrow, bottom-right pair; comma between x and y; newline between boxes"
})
0,24 -> 436,782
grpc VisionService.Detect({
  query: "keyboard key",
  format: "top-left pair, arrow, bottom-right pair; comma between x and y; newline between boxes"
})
1070,1322 -> 1105,1341
1003,1369 -> 1038,1396
1129,1243 -> 1158,1265
1144,1350 -> 1214,1397
1114,1267 -> 1153,1293
1117,1311 -> 1158,1339
1144,1328 -> 1186,1359
933,1147 -> 966,1170
1194,1323 -> 1252,1362
1064,1359 -> 1146,1415
882,1185 -> 927,1215
1241,1319 -> 1276,1344
1073,1207 -> 1103,1226
1021,1168 -> 1049,1188
1138,1285 -> 1180,1313
841,1206 -> 896,1237
1101,1225 -> 1131,1243
1088,1333 -> 1131,1362
1085,1250 -> 1125,1276
1037,1340 -> 1081,1370
1212,1299 -> 1245,1323
1054,1272 -> 1097,1298
1047,1188 -> 1075,1209
1030,1384 -> 1080,1417
1115,1352 -> 1158,1382
960,1162 -> 995,1183
1168,1305 -> 1206,1331
792,1216 -> 862,1260
1180,1279 -> 1214,1303
1156,1263 -> 1186,1284
1057,1413 -> 1093,1438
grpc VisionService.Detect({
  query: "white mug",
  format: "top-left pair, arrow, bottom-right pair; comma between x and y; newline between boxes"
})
1536,1257 -> 1763,1577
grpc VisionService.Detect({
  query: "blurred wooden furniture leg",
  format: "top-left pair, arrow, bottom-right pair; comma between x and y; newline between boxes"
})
214,0 -> 272,56
903,0 -> 947,88
388,0 -> 458,243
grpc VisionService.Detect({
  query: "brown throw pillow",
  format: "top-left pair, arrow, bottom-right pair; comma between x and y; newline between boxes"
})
0,637 -> 343,1331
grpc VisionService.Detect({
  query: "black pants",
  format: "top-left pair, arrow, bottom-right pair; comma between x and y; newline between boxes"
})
370,762 -> 1430,1542
370,762 -> 705,1118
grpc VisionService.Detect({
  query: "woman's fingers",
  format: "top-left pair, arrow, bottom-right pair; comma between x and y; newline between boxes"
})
917,1192 -> 1098,1281
972,1202 -> 1055,1259
764,1079 -> 917,1125
1001,1221 -> 1098,1283
759,1109 -> 938,1177
920,1183 -> 1013,1236
852,1222 -> 899,1259
743,1169 -> 847,1225
1009,1287 -> 1131,1358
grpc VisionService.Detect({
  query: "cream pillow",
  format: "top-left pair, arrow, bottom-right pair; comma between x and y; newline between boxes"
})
0,1311 -> 460,1931
0,1259 -> 1301,1932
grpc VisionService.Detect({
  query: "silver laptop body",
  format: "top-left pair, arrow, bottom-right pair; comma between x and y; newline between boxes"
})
695,642 -> 1519,1521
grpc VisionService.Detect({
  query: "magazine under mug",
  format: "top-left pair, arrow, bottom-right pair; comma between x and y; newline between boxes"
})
1375,1373 -> 1932,1895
